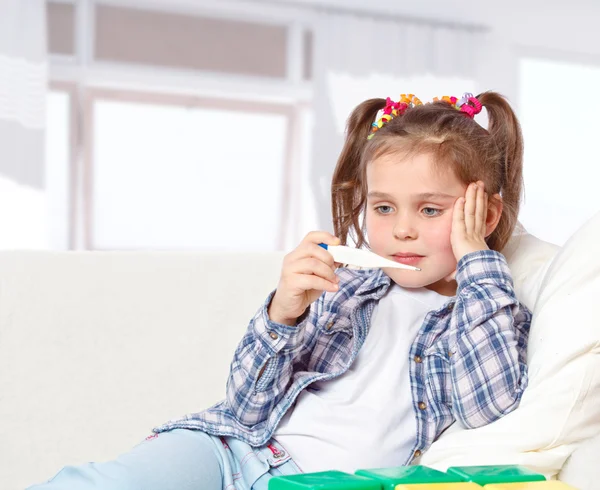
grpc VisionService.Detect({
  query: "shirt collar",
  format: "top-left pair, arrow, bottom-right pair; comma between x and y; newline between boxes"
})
353,268 -> 456,311
353,267 -> 392,298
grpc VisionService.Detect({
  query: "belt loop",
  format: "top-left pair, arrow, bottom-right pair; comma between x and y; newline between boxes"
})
267,443 -> 285,459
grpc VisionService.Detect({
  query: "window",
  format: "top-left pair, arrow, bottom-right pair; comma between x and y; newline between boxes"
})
94,5 -> 289,78
46,87 -> 72,249
89,93 -> 291,250
518,57 -> 600,245
47,1 -> 75,56
46,0 -> 314,250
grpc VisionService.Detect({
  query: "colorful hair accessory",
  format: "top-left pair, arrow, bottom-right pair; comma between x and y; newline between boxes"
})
368,92 -> 482,140
454,92 -> 482,118
368,94 -> 422,140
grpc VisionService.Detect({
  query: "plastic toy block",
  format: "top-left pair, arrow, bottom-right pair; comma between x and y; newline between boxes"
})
446,465 -> 546,485
355,465 -> 462,488
268,470 -> 382,490
394,484 -> 483,489
484,482 -> 578,489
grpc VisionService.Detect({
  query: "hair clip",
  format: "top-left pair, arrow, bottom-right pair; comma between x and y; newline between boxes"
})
368,92 -> 481,140
368,94 -> 422,140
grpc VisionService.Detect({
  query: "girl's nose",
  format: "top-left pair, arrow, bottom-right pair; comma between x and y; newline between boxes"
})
393,217 -> 418,240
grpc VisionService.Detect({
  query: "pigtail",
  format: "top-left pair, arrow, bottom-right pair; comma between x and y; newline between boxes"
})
477,91 -> 524,251
331,98 -> 386,247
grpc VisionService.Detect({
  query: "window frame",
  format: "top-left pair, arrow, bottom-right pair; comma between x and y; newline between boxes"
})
47,0 -> 314,250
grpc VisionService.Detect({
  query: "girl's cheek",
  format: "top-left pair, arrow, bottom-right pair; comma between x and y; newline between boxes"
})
365,215 -> 388,248
423,218 -> 453,250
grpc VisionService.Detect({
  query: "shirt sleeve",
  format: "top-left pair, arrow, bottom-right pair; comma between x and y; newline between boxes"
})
448,249 -> 531,429
225,290 -> 323,428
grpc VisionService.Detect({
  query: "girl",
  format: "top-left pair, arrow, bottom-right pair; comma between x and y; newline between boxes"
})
30,92 -> 531,490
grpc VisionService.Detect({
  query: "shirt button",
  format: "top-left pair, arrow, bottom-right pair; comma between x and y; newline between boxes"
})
414,355 -> 422,363
418,401 -> 427,410
414,449 -> 422,458
447,303 -> 454,312
269,332 -> 278,340
326,321 -> 334,330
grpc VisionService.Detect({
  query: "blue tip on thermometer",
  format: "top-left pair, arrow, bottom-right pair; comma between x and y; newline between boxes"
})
318,243 -> 421,271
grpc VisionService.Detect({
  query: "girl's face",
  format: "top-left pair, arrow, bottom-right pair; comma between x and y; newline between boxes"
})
365,151 -> 467,296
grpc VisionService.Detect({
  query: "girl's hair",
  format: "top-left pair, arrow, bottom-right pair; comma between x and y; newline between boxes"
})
331,91 -> 524,252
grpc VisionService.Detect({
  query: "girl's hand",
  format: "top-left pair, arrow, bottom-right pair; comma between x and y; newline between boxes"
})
268,231 -> 341,326
450,181 -> 490,263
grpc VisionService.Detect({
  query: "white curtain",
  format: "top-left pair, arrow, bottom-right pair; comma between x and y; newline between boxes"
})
309,12 -> 486,231
0,0 -> 48,247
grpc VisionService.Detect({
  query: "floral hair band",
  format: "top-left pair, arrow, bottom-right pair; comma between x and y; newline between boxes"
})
367,92 -> 482,140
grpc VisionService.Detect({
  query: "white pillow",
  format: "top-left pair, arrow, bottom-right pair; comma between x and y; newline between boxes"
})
421,212 -> 600,480
500,224 -> 559,312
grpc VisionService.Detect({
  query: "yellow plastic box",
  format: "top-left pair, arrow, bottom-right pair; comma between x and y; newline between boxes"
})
395,484 -> 483,489
484,482 -> 578,489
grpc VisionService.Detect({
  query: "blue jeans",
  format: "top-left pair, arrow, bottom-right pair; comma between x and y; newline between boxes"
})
27,429 -> 302,490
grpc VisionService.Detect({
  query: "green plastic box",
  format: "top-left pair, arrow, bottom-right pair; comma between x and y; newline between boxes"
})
268,470 -> 382,489
355,465 -> 462,489
446,465 -> 546,485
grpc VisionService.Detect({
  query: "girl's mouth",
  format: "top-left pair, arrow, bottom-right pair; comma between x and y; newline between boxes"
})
392,254 -> 424,266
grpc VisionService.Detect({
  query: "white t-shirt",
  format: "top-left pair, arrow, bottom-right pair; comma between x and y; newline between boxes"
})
273,284 -> 448,474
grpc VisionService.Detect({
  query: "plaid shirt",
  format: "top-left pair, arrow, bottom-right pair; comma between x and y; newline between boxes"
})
154,250 -> 531,463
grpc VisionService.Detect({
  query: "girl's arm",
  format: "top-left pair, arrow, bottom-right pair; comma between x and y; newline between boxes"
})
448,249 -> 531,429
225,290 -> 323,428
226,231 -> 339,428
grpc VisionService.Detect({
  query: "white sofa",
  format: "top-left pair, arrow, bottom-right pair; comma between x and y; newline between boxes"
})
2,224 -> 599,489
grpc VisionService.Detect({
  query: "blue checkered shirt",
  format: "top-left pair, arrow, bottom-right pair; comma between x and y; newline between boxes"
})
154,250 -> 531,463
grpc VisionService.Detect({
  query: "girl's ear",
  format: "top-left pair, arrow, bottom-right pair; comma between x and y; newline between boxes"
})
485,193 -> 503,238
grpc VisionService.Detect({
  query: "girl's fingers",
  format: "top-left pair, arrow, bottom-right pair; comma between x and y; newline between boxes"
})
475,182 -> 486,234
288,241 -> 336,268
302,231 -> 340,248
295,273 -> 339,293
452,196 -> 466,233
306,242 -> 337,268
464,183 -> 477,233
291,257 -> 339,285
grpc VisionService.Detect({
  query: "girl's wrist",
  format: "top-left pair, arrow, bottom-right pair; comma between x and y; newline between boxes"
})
267,297 -> 298,326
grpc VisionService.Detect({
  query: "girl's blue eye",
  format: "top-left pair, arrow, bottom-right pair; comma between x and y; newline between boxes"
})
422,207 -> 441,217
375,205 -> 393,215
